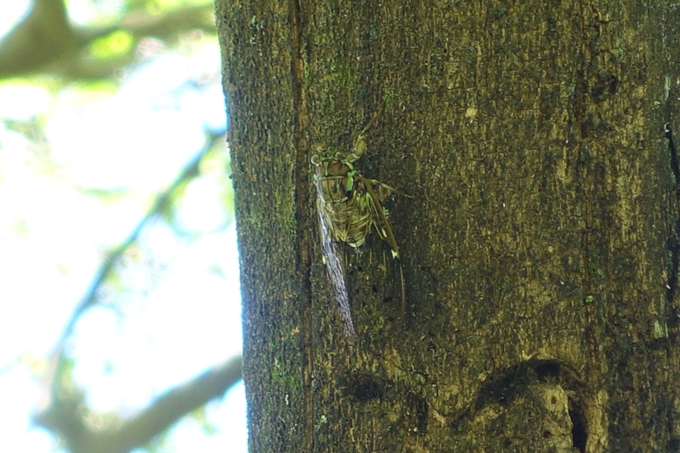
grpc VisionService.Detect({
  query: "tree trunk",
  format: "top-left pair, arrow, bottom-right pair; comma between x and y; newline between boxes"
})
216,0 -> 680,451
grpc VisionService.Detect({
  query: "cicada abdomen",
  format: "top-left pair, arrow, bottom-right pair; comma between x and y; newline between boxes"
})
311,123 -> 404,338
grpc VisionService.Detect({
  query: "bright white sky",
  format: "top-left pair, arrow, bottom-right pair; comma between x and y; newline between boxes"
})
0,2 -> 246,452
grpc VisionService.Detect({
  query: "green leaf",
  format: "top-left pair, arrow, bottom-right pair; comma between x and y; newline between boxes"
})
89,30 -> 134,61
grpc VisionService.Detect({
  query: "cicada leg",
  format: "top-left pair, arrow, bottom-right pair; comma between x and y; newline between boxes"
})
361,177 -> 400,259
354,109 -> 383,159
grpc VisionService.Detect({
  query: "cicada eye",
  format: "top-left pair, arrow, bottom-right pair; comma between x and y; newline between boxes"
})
311,154 -> 320,165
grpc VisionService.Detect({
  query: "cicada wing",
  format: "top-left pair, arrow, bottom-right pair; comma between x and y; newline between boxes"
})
361,178 -> 400,259
317,199 -> 356,338
362,178 -> 407,316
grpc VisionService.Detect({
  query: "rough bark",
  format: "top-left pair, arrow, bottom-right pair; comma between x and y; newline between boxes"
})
216,0 -> 680,451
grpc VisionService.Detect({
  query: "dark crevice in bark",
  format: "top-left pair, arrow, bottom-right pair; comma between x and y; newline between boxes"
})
474,360 -> 580,410
289,0 -> 314,450
572,20 -> 602,437
568,397 -> 587,453
665,124 -> 680,181
664,122 -> 680,450
452,359 -> 590,450
346,373 -> 385,402
669,436 -> 680,453
664,124 -> 680,311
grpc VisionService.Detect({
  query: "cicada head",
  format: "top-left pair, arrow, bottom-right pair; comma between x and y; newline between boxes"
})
311,148 -> 361,204
312,146 -> 361,168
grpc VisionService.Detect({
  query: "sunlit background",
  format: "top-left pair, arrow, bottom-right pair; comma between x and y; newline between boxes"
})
0,1 -> 245,452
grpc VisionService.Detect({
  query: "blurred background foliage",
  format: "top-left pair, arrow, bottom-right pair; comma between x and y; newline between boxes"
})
0,0 -> 244,452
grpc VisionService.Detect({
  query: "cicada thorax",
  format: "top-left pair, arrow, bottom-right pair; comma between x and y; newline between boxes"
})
312,151 -> 353,231
336,179 -> 378,249
313,157 -> 354,207
312,143 -> 393,248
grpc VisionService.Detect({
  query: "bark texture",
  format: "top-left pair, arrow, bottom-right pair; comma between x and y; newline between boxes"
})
216,0 -> 680,451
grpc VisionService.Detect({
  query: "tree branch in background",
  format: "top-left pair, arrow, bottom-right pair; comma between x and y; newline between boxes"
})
0,0 -> 74,77
56,129 -> 225,349
0,0 -> 215,79
32,130 -> 242,453
34,356 -> 242,453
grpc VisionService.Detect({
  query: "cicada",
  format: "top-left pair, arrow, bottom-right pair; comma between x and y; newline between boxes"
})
311,119 -> 405,338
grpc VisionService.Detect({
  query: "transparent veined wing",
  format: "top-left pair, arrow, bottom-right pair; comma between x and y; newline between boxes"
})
316,197 -> 356,338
